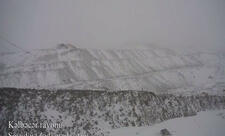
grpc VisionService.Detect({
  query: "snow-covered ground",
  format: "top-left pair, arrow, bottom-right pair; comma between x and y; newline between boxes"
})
110,110 -> 225,136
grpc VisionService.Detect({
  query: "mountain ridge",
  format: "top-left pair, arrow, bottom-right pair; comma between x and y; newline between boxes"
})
0,44 -> 224,94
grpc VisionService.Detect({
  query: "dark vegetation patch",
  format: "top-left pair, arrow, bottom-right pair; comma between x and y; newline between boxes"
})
0,88 -> 224,136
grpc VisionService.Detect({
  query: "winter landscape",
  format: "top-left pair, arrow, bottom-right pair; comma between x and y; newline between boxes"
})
1,0 -> 225,136
0,44 -> 225,136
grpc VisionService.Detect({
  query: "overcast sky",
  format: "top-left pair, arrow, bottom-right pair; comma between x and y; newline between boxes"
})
0,0 -> 225,53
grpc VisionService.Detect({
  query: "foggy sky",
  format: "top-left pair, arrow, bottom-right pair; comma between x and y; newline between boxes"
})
0,0 -> 225,53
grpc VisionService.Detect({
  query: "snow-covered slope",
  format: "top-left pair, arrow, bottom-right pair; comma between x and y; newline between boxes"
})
0,44 -> 225,94
1,88 -> 225,136
110,110 -> 225,136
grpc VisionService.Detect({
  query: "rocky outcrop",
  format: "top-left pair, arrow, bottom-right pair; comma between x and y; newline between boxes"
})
160,128 -> 171,136
0,88 -> 224,136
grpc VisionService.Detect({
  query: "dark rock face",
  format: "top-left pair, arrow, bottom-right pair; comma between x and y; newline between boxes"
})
160,128 -> 171,136
0,88 -> 225,136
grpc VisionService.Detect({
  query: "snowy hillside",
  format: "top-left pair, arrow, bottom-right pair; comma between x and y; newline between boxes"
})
0,44 -> 225,94
1,88 -> 225,136
110,110 -> 225,136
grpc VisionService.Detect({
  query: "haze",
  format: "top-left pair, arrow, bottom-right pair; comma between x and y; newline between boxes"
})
0,0 -> 225,53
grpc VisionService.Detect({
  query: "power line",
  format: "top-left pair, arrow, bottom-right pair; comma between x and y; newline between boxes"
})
0,35 -> 30,53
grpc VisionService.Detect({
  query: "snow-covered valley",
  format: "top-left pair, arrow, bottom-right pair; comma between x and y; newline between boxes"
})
0,44 -> 225,135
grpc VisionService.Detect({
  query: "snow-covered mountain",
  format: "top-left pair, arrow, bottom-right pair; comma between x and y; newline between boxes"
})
0,44 -> 225,94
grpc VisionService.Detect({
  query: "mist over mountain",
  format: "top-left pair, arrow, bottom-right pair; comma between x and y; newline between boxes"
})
1,0 -> 225,53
